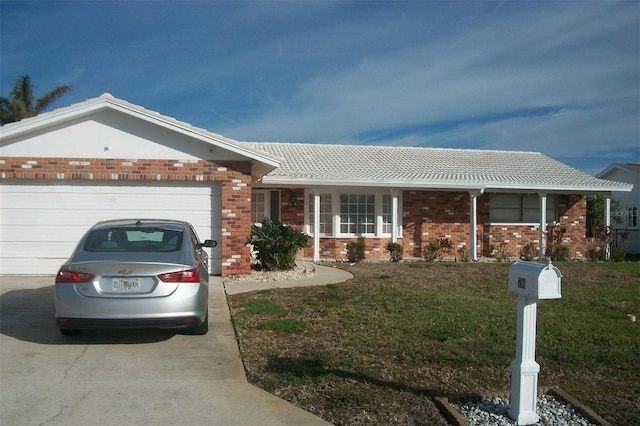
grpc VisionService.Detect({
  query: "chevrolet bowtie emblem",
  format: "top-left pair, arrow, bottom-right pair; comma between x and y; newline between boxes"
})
118,269 -> 133,275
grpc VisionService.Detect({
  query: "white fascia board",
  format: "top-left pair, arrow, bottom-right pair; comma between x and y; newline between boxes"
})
484,183 -> 634,193
260,177 -> 485,191
261,177 -> 634,193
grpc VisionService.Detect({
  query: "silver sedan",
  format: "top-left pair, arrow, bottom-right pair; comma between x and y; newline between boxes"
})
54,219 -> 217,336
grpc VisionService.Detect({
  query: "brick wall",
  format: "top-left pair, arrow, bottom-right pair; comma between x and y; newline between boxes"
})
0,157 -> 254,276
281,189 -> 589,261
481,194 -> 587,260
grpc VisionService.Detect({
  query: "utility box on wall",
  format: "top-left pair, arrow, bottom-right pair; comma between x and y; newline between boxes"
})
508,261 -> 562,300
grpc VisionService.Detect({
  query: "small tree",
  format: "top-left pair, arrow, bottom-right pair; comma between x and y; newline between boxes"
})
251,218 -> 310,271
586,195 -> 624,260
586,195 -> 623,237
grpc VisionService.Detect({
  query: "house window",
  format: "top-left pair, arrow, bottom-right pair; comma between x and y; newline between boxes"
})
252,191 -> 266,223
627,206 -> 638,228
382,194 -> 393,234
490,194 -> 557,223
305,190 -> 402,237
308,193 -> 333,235
340,194 -> 375,235
251,190 -> 280,223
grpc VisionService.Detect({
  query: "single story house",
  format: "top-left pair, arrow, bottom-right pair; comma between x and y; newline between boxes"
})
596,163 -> 640,255
0,94 -> 633,276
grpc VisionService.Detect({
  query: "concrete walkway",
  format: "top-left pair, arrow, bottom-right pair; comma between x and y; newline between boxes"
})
223,263 -> 353,295
0,265 -> 353,426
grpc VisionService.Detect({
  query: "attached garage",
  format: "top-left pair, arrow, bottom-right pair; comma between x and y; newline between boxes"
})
0,181 -> 221,275
0,93 -> 280,276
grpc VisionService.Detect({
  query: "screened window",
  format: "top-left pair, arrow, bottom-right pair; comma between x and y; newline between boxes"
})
627,206 -> 638,228
308,193 -> 333,235
251,192 -> 266,223
340,194 -> 375,235
490,194 -> 557,223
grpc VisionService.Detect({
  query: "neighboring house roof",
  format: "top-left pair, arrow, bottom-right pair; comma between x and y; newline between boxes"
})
244,142 -> 633,193
596,163 -> 640,178
0,93 -> 281,176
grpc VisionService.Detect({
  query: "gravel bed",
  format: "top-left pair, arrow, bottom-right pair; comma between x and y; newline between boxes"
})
451,394 -> 596,426
224,264 -> 316,283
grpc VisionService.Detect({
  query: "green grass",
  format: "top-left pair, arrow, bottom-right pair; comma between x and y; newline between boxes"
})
227,262 -> 640,425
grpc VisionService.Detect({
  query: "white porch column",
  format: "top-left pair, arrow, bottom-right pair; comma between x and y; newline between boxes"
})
313,191 -> 321,263
469,190 -> 482,261
539,194 -> 547,260
605,196 -> 611,260
391,190 -> 399,243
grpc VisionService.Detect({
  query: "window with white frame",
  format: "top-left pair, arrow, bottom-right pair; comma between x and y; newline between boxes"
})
627,206 -> 638,228
251,190 -> 281,224
340,194 -> 375,234
308,193 -> 333,235
251,191 -> 266,223
306,190 -> 401,237
382,194 -> 393,234
490,193 -> 558,223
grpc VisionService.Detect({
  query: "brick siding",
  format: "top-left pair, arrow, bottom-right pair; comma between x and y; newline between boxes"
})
280,189 -> 588,261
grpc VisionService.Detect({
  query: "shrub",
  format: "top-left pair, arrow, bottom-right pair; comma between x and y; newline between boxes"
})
520,242 -> 538,261
611,247 -> 626,262
251,218 -> 310,271
457,246 -> 470,262
386,242 -> 403,262
550,244 -> 570,261
587,246 -> 604,261
346,241 -> 365,263
424,238 -> 452,262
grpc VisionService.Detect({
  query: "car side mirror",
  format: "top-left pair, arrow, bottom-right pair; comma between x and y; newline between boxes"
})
203,239 -> 218,248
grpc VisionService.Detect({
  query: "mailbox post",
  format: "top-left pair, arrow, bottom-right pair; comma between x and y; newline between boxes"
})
507,260 -> 562,425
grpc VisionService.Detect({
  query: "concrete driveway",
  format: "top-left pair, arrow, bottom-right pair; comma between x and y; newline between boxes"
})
0,276 -> 329,426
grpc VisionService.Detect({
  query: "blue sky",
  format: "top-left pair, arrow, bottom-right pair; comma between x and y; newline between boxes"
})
1,1 -> 638,176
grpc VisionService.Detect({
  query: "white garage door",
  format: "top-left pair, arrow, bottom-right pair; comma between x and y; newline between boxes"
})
0,181 -> 221,275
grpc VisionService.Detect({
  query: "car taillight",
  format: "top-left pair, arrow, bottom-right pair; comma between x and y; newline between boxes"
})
55,269 -> 95,283
157,268 -> 200,283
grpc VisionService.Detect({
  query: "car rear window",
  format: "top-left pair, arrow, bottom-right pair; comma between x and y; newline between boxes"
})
83,227 -> 183,252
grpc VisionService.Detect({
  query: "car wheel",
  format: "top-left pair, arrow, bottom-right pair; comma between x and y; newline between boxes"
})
59,328 -> 81,336
188,313 -> 209,335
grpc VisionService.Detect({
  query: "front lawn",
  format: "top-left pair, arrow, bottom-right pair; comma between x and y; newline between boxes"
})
227,262 -> 640,425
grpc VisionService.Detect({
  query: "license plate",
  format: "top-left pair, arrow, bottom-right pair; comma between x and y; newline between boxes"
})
112,277 -> 141,292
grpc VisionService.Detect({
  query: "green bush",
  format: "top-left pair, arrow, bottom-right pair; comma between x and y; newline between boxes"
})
610,247 -> 626,262
346,241 -> 365,263
550,244 -> 570,261
251,218 -> 310,271
386,242 -> 403,262
520,242 -> 538,261
457,247 -> 470,262
424,237 -> 452,262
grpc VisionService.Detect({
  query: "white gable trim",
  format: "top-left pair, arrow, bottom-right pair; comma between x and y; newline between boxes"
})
0,93 -> 280,173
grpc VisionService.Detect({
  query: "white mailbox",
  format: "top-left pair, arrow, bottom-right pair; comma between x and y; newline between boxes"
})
508,261 -> 562,300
